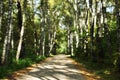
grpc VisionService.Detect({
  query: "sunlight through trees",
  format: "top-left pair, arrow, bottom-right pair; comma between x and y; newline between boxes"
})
0,0 -> 120,79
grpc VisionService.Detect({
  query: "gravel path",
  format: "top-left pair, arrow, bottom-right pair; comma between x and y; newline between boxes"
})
14,54 -> 86,80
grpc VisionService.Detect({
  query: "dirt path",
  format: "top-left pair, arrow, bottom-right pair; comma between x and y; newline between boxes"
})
9,54 -> 100,80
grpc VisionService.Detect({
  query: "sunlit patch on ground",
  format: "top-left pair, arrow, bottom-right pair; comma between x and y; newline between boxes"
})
8,54 -> 100,80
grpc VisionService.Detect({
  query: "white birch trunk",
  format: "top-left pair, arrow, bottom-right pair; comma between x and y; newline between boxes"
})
1,0 -> 13,64
16,0 -> 26,61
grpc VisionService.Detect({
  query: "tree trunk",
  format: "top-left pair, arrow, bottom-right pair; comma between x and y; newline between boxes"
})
89,0 -> 97,60
1,0 -> 13,64
39,0 -> 49,56
70,32 -> 74,56
16,0 -> 26,61
67,25 -> 71,54
0,0 -> 3,31
115,0 -> 120,72
74,0 -> 79,49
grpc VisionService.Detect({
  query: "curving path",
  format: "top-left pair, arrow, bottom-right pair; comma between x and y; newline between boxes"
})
12,54 -> 87,80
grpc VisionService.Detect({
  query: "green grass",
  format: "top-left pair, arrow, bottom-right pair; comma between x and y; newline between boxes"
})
72,56 -> 120,80
0,55 -> 46,79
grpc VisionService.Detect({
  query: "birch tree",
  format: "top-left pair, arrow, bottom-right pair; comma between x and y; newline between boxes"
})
1,0 -> 13,64
16,0 -> 26,61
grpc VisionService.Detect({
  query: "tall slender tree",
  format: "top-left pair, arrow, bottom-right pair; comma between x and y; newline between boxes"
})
16,0 -> 26,61
1,0 -> 13,64
0,0 -> 3,31
115,0 -> 120,71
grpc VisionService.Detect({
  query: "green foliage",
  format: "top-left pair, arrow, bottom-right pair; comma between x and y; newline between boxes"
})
0,67 -> 7,78
72,56 -> 120,80
109,21 -> 117,30
0,0 -> 120,79
56,28 -> 67,54
57,41 -> 67,54
0,53 -> 46,78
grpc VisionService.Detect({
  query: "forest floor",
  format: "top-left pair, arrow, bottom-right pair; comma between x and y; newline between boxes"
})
7,54 -> 101,80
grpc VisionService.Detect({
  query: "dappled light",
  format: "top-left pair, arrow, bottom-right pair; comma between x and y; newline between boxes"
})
10,55 -> 86,80
0,0 -> 120,80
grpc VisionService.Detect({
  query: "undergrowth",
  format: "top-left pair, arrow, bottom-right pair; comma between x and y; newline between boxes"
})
72,56 -> 120,80
0,55 -> 46,78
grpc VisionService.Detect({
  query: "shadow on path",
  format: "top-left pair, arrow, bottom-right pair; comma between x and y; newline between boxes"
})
14,54 -> 86,80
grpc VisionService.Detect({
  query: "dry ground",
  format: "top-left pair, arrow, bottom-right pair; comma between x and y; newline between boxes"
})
7,54 -> 101,80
